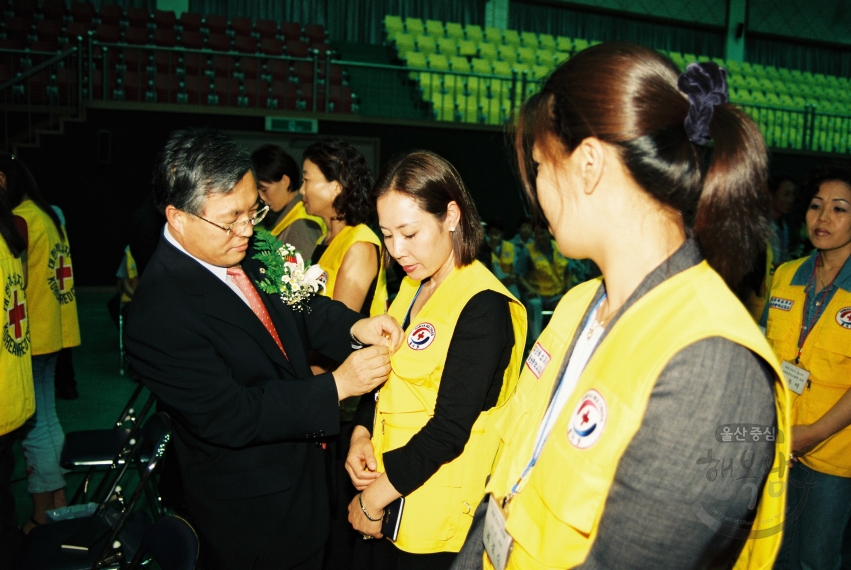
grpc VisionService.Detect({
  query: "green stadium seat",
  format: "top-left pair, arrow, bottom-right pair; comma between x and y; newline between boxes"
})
458,39 -> 478,57
428,54 -> 450,71
484,27 -> 502,44
517,47 -> 536,65
725,60 -> 743,74
531,65 -> 550,80
465,24 -> 483,42
429,91 -> 455,121
539,34 -> 556,51
418,72 -> 440,98
711,57 -> 725,67
766,92 -> 782,106
458,94 -> 479,123
669,52 -> 685,70
777,67 -> 791,80
406,18 -> 424,36
763,66 -> 780,80
682,53 -> 698,65
437,37 -> 457,55
813,73 -> 828,85
479,43 -> 498,62
520,31 -> 538,49
573,38 -> 589,53
450,56 -> 471,73
792,95 -> 807,109
513,62 -> 532,76
471,58 -> 493,75
425,19 -> 444,37
556,36 -> 573,52
553,51 -> 570,65
536,49 -> 554,66
745,76 -> 762,91
393,33 -> 415,56
729,75 -> 747,89
445,22 -> 464,40
750,63 -> 766,77
779,93 -> 795,107
404,51 -> 427,69
740,62 -> 754,75
384,15 -> 404,35
503,29 -> 521,46
492,61 -> 513,78
416,35 -> 438,55
590,39 -> 603,46
497,45 -> 518,62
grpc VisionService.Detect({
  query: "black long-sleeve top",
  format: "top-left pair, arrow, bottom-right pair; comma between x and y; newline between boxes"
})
353,289 -> 515,496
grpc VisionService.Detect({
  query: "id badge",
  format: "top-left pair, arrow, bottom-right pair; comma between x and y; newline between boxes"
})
781,361 -> 810,395
484,494 -> 513,570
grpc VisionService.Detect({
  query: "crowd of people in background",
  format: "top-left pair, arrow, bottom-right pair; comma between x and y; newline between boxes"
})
1,40 -> 850,570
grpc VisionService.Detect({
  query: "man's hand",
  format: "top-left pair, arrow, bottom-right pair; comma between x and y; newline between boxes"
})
346,426 -> 382,490
350,315 -> 403,353
333,345 -> 391,401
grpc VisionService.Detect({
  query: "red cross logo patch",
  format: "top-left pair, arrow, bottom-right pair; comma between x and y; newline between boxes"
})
47,243 -> 76,304
407,323 -> 436,351
4,273 -> 30,357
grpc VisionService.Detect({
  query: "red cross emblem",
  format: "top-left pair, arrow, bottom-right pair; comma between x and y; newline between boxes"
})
55,255 -> 72,290
7,290 -> 25,340
581,410 -> 590,425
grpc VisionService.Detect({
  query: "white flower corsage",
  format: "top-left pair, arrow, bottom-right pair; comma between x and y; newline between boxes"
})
253,230 -> 326,312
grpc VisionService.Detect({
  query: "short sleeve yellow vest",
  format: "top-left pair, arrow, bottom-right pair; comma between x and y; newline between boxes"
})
765,256 -> 851,477
13,200 -> 81,354
0,235 -> 34,435
485,262 -> 790,570
316,224 -> 387,316
373,261 -> 526,553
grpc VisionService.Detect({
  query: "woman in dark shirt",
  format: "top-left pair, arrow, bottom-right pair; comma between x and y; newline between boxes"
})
346,151 -> 526,570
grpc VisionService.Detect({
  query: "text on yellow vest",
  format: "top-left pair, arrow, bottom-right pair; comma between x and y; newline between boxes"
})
13,200 -> 81,354
484,262 -> 791,570
765,256 -> 851,477
373,260 -> 527,553
0,235 -> 35,435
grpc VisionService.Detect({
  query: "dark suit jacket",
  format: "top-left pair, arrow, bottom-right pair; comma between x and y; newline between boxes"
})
125,235 -> 362,570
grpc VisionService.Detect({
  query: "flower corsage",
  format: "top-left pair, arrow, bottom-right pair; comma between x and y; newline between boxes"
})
252,230 -> 326,312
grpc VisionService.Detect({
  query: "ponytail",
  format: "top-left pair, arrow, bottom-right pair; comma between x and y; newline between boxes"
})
696,103 -> 770,286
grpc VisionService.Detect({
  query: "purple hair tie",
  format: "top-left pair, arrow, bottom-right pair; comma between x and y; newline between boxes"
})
677,62 -> 729,145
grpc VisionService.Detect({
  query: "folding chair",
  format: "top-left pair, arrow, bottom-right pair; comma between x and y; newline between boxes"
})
63,382 -> 156,504
23,413 -> 172,570
127,515 -> 199,570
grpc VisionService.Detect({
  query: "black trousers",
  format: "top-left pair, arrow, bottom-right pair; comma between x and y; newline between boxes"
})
0,429 -> 24,569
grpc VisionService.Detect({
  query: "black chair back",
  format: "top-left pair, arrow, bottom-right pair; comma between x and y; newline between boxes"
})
127,515 -> 199,570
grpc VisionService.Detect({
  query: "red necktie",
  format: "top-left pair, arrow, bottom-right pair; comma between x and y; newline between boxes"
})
226,265 -> 288,360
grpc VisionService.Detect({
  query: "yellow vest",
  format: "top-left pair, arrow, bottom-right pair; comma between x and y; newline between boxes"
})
746,244 -> 775,321
1,236 -> 34,435
317,224 -> 388,317
526,240 -> 568,297
485,262 -> 791,570
120,247 -> 138,304
765,256 -> 851,477
373,261 -> 527,553
13,200 -> 81,354
270,200 -> 327,239
492,240 -> 516,275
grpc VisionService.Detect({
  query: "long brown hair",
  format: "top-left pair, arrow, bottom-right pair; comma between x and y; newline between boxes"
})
371,150 -> 483,267
513,42 -> 770,286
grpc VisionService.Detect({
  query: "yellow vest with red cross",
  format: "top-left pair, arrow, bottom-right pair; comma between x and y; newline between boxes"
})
484,261 -> 791,570
372,260 -> 527,554
270,200 -> 327,239
526,240 -> 568,297
316,224 -> 387,316
0,235 -> 34,435
13,200 -> 81,354
765,256 -> 851,477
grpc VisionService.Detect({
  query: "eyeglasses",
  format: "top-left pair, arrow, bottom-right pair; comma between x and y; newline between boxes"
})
189,203 -> 270,237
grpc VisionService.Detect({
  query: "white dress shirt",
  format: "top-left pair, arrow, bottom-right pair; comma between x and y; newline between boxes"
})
163,224 -> 250,307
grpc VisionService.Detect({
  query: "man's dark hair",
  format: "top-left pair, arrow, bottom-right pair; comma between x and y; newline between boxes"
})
152,127 -> 254,215
251,144 -> 300,191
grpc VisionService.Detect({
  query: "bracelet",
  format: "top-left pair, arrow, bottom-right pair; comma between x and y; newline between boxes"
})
358,493 -> 384,522
350,327 -> 366,350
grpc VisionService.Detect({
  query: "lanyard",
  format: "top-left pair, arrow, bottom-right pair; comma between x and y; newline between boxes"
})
402,283 -> 424,331
504,294 -> 607,507
796,253 -> 838,364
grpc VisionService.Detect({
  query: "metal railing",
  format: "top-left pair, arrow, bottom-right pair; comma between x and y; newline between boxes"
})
1,46 -> 83,149
2,36 -> 851,155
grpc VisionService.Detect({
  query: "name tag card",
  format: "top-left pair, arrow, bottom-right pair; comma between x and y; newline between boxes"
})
781,361 -> 810,395
484,495 -> 513,570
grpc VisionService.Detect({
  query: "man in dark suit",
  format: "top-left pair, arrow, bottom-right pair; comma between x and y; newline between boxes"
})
125,128 -> 401,570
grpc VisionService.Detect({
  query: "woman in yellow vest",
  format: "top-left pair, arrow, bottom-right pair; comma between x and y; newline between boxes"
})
251,143 -> 326,259
1,153 -> 81,534
762,164 -> 851,570
451,43 -> 790,570
300,139 -> 387,317
0,188 -> 34,558
345,151 -> 526,569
